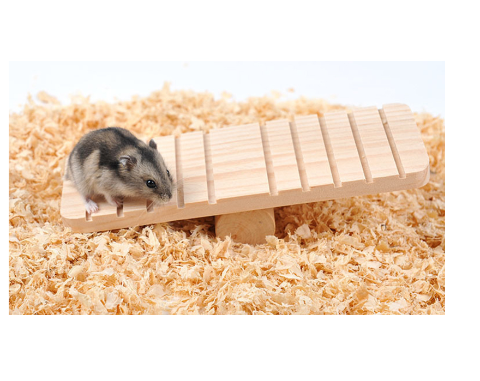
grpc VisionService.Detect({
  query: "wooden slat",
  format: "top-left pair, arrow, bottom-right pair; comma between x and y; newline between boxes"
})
264,119 -> 302,193
381,103 -> 430,174
323,111 -> 365,184
153,135 -> 178,209
209,123 -> 270,201
90,197 -> 118,223
123,197 -> 148,222
179,131 -> 209,205
60,180 -> 86,219
293,115 -> 333,188
351,106 -> 399,179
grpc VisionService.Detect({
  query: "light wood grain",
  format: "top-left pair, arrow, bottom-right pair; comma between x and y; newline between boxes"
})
381,103 -> 430,175
61,104 -> 430,233
264,119 -> 302,194
351,106 -> 399,180
293,115 -> 333,189
179,131 -> 209,206
60,179 -> 86,220
323,111 -> 365,184
209,123 -> 270,201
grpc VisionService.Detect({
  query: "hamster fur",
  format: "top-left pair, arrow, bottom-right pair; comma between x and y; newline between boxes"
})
65,127 -> 174,214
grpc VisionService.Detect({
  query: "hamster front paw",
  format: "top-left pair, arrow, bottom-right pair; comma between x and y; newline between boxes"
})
85,198 -> 99,214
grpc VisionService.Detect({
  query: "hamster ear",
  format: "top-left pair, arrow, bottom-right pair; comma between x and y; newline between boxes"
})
119,155 -> 137,169
148,139 -> 157,150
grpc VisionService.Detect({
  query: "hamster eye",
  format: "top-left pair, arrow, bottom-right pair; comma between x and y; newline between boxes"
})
146,180 -> 156,188
166,169 -> 170,177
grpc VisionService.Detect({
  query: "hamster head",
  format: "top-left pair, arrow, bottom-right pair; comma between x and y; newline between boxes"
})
116,139 -> 174,204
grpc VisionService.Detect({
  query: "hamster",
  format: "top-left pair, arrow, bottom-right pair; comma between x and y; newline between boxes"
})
65,127 -> 174,214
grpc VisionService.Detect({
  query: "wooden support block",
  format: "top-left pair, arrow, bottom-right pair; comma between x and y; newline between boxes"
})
61,104 -> 430,239
215,208 -> 275,245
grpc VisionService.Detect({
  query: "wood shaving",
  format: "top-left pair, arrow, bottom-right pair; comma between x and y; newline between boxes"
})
9,84 -> 445,314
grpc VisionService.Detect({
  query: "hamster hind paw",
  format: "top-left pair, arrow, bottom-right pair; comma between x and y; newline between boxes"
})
105,194 -> 123,207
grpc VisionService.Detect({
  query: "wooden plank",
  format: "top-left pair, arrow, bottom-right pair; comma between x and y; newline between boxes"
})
264,119 -> 302,193
61,105 -> 431,233
209,123 -> 270,201
323,111 -> 365,184
351,106 -> 399,179
293,115 -> 333,188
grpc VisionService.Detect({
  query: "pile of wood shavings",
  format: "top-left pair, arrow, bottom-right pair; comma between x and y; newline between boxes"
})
9,84 -> 445,314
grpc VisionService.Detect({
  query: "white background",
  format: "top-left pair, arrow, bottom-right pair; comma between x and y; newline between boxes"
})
5,0 -> 478,379
9,61 -> 444,117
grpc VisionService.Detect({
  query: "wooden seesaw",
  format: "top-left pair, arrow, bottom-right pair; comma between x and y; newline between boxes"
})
61,103 -> 429,244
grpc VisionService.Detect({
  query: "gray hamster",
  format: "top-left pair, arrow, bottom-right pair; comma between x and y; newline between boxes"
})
65,127 -> 174,214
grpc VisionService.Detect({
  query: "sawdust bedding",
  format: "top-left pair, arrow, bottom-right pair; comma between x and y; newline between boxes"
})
9,84 -> 445,314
